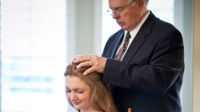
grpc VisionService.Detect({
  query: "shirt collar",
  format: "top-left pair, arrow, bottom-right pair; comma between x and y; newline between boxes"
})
128,11 -> 150,37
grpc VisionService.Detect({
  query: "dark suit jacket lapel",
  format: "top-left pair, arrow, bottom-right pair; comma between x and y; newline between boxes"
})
110,31 -> 125,58
123,12 -> 156,63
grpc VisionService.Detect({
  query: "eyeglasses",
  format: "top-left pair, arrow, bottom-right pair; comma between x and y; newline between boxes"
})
107,0 -> 136,15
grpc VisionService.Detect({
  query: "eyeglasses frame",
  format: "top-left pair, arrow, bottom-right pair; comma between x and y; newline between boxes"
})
107,0 -> 137,15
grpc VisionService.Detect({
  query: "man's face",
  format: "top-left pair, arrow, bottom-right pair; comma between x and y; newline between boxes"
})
109,0 -> 144,31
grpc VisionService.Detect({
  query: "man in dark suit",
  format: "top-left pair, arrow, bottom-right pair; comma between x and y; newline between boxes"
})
73,0 -> 184,112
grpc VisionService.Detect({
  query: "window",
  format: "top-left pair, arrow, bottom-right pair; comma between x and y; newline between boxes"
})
0,0 -> 68,112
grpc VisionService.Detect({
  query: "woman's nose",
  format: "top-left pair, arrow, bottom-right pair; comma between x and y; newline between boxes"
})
70,92 -> 77,101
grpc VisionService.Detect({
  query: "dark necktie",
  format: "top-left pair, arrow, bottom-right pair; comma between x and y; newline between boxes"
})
114,32 -> 131,60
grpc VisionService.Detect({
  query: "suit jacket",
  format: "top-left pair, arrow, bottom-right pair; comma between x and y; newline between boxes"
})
102,12 -> 184,112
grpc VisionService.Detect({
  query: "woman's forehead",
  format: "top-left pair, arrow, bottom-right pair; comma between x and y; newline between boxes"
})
66,76 -> 89,89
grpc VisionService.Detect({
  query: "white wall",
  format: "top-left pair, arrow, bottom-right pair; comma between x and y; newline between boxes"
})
66,0 -> 103,63
174,0 -> 193,112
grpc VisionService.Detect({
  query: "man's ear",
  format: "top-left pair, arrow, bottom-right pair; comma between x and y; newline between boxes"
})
135,0 -> 147,12
136,0 -> 146,8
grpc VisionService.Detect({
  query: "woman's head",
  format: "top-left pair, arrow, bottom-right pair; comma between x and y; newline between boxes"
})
64,63 -> 116,112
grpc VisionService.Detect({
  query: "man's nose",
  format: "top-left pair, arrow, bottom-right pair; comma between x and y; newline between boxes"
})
112,12 -> 119,19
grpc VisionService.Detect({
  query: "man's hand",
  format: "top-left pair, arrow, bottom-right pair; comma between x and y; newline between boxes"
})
73,55 -> 107,75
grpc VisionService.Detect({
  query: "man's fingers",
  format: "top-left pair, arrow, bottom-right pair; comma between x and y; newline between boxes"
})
76,61 -> 92,69
73,55 -> 105,75
83,67 -> 96,75
73,55 -> 90,63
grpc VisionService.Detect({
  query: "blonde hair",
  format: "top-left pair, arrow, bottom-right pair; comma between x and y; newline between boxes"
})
64,63 -> 117,112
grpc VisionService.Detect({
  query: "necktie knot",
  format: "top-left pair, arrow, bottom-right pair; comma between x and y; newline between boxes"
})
125,32 -> 131,41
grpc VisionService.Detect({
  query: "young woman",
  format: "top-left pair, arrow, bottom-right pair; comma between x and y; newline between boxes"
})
64,63 -> 117,112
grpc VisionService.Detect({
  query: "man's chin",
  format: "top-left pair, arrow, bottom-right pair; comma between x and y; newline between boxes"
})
120,26 -> 128,30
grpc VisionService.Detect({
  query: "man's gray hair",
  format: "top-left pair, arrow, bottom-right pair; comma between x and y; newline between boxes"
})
132,0 -> 149,5
144,0 -> 149,4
